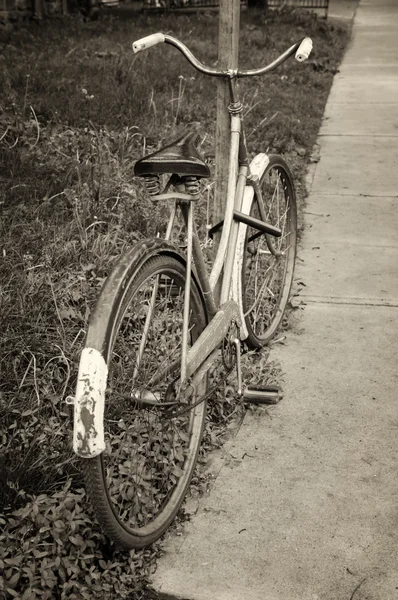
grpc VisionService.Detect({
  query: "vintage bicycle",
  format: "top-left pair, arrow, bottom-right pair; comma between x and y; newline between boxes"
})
72,32 -> 312,549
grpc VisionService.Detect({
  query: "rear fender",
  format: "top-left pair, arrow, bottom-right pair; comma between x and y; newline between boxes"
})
73,239 -> 198,459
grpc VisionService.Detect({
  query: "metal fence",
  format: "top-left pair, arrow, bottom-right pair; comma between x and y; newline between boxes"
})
143,0 -> 247,11
143,0 -> 327,16
267,0 -> 329,18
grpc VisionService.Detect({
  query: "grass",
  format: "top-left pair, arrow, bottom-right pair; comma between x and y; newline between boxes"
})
0,6 -> 350,598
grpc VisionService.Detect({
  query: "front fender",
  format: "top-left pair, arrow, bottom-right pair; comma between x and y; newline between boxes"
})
232,153 -> 270,341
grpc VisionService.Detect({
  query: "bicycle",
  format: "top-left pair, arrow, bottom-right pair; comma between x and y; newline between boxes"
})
71,31 -> 313,549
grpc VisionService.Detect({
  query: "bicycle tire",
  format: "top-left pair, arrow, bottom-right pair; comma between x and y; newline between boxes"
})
83,252 -> 208,549
242,155 -> 297,348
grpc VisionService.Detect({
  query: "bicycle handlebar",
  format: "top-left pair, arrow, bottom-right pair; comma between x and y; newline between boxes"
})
295,37 -> 313,62
133,32 -> 166,53
132,33 -> 313,77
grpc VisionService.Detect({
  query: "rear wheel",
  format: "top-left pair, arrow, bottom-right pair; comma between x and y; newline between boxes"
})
84,254 -> 208,549
242,155 -> 297,348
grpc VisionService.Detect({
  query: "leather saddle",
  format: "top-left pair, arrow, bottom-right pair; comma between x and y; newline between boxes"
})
134,131 -> 210,178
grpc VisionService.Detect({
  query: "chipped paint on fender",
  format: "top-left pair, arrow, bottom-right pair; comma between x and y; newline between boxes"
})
73,347 -> 108,458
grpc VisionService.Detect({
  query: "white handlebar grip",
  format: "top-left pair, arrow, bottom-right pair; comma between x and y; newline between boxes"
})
295,37 -> 313,62
133,33 -> 165,54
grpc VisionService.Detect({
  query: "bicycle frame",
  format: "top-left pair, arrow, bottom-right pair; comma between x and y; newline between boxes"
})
72,84 -> 272,460
158,78 -> 273,387
73,34 -> 313,459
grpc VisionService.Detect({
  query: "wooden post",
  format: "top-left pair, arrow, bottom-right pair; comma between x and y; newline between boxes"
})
214,0 -> 241,231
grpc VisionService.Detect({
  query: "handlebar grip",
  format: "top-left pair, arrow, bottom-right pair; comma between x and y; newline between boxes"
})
133,33 -> 165,54
295,37 -> 313,62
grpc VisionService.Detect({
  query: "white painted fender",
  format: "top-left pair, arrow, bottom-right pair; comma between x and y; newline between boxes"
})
73,347 -> 108,458
232,153 -> 270,341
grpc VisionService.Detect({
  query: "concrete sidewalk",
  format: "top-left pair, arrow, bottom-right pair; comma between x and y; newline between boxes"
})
151,2 -> 398,598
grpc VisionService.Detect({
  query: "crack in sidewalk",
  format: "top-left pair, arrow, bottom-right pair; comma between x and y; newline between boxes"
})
300,295 -> 398,308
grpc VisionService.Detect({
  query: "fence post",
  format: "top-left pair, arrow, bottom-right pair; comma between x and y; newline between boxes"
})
213,0 -> 241,239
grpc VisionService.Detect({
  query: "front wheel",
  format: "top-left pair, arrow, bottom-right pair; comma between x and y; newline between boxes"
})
83,252 -> 208,549
242,155 -> 297,348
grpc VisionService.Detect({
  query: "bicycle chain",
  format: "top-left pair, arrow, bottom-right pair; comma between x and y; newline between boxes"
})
165,363 -> 235,419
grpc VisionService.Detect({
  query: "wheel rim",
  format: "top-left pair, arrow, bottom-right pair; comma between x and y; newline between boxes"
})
243,163 -> 296,343
101,261 -> 206,537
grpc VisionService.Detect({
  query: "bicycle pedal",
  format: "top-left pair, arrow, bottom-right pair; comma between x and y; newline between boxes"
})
243,385 -> 283,405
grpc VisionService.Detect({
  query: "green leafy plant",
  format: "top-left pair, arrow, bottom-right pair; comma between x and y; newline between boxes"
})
0,481 -> 158,599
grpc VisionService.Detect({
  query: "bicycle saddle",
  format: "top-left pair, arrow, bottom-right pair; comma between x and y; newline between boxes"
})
134,131 -> 210,178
